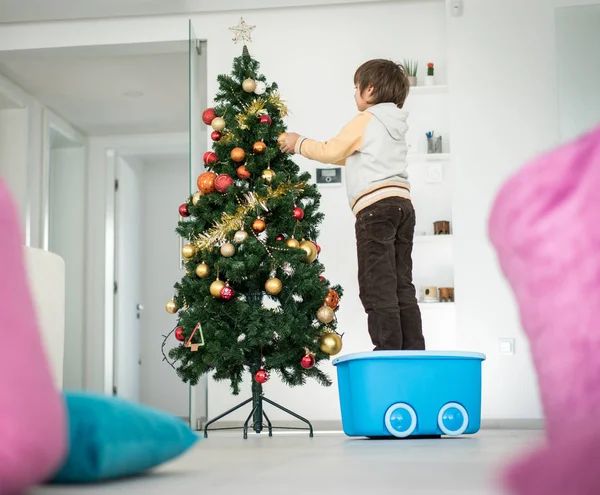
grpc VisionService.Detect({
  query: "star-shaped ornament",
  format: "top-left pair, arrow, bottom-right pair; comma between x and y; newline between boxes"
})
229,17 -> 256,45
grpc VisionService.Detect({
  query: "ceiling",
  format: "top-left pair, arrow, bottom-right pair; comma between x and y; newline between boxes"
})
0,0 -> 392,24
0,41 -> 195,136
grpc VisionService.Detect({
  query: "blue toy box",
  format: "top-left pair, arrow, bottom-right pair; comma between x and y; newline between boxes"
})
332,351 -> 486,438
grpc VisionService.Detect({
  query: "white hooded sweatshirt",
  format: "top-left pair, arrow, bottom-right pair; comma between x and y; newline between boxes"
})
295,102 -> 411,215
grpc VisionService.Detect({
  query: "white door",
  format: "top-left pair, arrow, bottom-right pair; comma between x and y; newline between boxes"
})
114,155 -> 143,402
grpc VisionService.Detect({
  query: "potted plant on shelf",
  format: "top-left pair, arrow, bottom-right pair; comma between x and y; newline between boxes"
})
425,62 -> 435,86
403,59 -> 418,86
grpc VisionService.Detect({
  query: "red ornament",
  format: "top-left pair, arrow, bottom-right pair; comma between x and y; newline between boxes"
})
202,108 -> 217,125
254,369 -> 269,384
203,151 -> 218,165
319,276 -> 326,283
179,203 -> 190,217
314,242 -> 321,254
259,114 -> 272,125
301,354 -> 316,369
215,174 -> 234,193
276,235 -> 285,242
211,131 -> 222,141
175,327 -> 185,342
220,285 -> 235,301
237,165 -> 251,180
293,207 -> 305,220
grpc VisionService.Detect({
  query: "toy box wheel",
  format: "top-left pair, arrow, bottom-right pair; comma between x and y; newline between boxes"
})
384,403 -> 417,438
438,402 -> 469,436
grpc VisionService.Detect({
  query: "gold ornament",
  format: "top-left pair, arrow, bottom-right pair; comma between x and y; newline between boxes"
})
182,243 -> 197,259
319,332 -> 343,356
192,192 -> 202,205
253,141 -> 267,154
196,262 -> 210,278
242,78 -> 257,93
299,240 -> 318,263
193,182 -> 306,251
234,230 -> 248,243
220,242 -> 236,257
165,299 -> 179,314
265,277 -> 283,295
252,218 -> 266,233
317,305 -> 335,324
210,279 -> 226,298
277,133 -> 286,144
261,168 -> 276,183
211,117 -> 226,132
286,238 -> 300,249
231,147 -> 246,163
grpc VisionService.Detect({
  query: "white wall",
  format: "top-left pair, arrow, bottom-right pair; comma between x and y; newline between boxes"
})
555,3 -> 600,142
140,156 -> 191,417
6,0 -> 599,421
0,72 -> 47,247
0,108 -> 27,225
48,146 -> 87,389
444,0 -> 600,420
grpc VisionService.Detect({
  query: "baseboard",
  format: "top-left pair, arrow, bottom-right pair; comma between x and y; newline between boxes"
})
481,418 -> 544,430
196,418 -> 544,432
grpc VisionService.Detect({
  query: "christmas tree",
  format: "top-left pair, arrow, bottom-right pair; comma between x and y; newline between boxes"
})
163,19 -> 343,436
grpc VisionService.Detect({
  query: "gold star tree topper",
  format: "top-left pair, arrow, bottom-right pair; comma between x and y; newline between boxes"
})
229,17 -> 256,45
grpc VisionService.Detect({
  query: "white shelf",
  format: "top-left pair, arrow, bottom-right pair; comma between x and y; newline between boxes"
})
419,302 -> 455,309
407,153 -> 451,162
414,234 -> 453,243
409,85 -> 448,96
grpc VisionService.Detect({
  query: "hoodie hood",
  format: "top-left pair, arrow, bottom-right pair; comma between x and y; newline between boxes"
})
366,103 -> 409,141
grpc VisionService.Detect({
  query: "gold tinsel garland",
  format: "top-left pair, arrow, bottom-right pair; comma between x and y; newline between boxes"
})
235,93 -> 288,130
193,181 -> 306,252
267,92 -> 288,117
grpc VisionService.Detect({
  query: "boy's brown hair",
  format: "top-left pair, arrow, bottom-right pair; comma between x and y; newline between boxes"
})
354,59 -> 409,108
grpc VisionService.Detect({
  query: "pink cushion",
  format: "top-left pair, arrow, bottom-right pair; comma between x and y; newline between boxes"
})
489,125 -> 600,442
489,125 -> 600,494
503,420 -> 600,495
0,180 -> 67,494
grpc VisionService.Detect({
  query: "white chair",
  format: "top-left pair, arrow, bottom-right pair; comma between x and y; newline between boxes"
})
24,247 -> 65,390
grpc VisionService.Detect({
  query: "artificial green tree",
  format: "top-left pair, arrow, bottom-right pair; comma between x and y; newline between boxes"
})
164,24 -> 343,438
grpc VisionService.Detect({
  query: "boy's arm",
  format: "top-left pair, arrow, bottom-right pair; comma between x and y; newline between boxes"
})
295,112 -> 372,165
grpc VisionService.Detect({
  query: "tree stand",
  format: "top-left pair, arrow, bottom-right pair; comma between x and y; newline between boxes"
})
203,381 -> 314,439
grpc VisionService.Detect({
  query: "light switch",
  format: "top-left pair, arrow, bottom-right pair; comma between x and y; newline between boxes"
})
426,162 -> 443,183
499,338 -> 515,355
450,0 -> 464,17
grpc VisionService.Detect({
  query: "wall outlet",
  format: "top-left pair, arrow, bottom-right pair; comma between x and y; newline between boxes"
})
426,162 -> 443,183
499,338 -> 515,355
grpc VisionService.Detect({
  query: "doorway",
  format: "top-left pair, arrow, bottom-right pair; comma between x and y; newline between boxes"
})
0,36 -> 206,422
44,110 -> 87,390
112,149 -> 191,417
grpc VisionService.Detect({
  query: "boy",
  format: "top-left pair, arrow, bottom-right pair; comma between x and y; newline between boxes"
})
278,59 -> 425,351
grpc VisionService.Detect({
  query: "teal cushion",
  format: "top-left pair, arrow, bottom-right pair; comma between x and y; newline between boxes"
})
50,392 -> 199,483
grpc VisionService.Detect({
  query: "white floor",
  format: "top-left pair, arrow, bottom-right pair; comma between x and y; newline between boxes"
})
33,430 -> 543,495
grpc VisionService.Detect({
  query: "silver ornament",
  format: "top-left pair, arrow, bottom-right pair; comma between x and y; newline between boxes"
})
254,81 -> 267,95
234,230 -> 249,243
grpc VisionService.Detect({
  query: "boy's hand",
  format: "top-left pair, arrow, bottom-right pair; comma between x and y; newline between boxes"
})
278,132 -> 300,154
